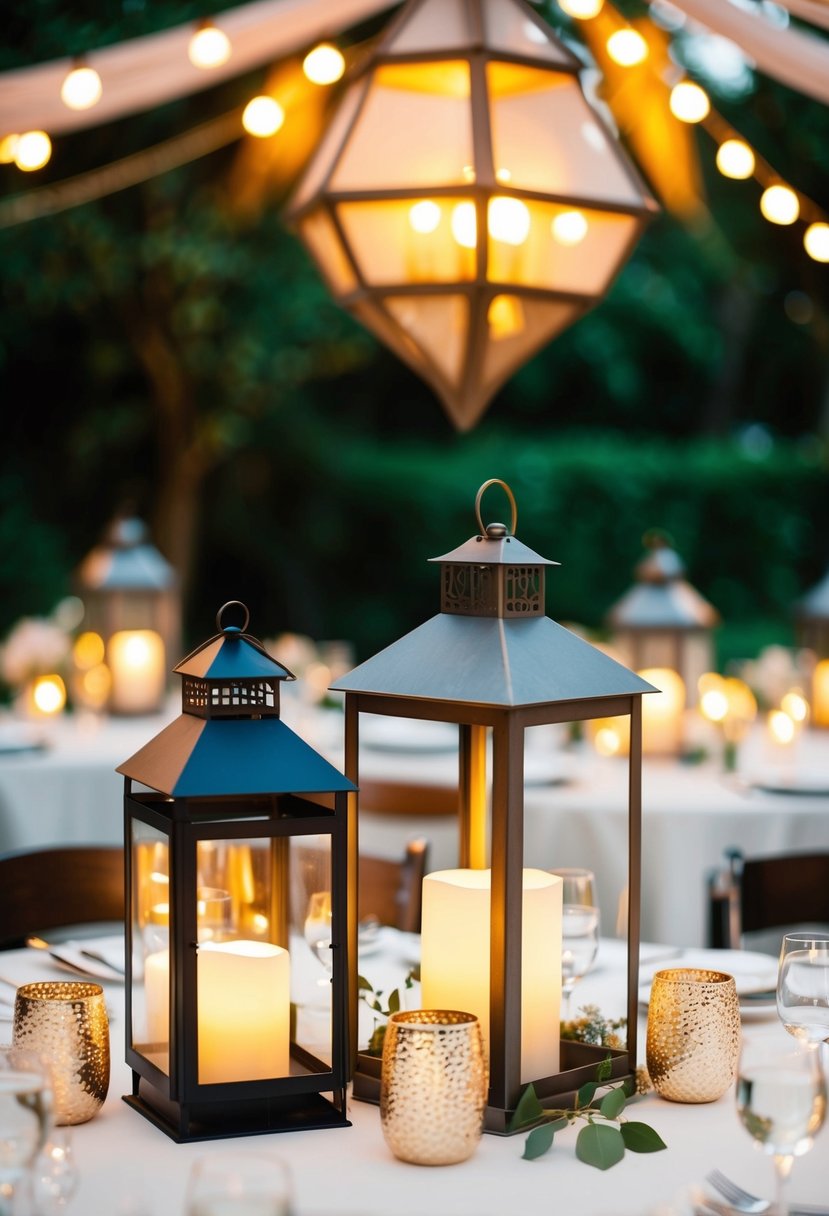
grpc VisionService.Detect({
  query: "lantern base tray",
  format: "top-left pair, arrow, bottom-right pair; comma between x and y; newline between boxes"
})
353,1042 -> 630,1135
124,1083 -> 351,1142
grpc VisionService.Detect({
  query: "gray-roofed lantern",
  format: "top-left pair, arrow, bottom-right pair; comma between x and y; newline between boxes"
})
333,480 -> 654,1132
606,533 -> 719,713
117,601 -> 355,1142
75,513 -> 180,714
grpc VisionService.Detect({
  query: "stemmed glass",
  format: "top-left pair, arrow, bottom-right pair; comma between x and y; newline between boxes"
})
549,868 -> 600,1019
0,1045 -> 53,1216
304,891 -> 333,984
777,933 -> 829,1045
33,1128 -> 77,1213
736,1035 -> 826,1216
185,1152 -> 293,1216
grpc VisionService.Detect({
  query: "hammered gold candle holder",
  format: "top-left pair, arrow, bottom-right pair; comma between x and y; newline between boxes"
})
646,968 -> 740,1103
380,1010 -> 486,1166
14,981 -> 110,1125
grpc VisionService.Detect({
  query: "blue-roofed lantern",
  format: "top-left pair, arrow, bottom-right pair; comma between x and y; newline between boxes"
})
117,601 -> 355,1142
75,513 -> 180,714
334,481 -> 655,1132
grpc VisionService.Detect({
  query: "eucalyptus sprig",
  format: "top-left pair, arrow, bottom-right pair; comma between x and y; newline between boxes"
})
510,1056 -> 666,1170
357,967 -> 418,1056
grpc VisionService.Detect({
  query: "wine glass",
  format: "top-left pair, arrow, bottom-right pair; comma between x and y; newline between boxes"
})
777,933 -> 829,1044
0,1045 -> 53,1216
304,890 -> 333,982
549,868 -> 600,1019
185,1152 -> 293,1216
32,1128 -> 77,1213
736,1035 -> 826,1216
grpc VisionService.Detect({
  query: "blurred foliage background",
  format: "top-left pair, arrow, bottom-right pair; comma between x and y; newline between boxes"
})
0,0 -> 827,674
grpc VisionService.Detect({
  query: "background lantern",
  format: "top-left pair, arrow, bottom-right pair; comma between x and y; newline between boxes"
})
606,532 -> 719,719
286,0 -> 657,431
333,480 -> 653,1131
117,601 -> 354,1142
796,565 -> 829,728
75,513 -> 180,715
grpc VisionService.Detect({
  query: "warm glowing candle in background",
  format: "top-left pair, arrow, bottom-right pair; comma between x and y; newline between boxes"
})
813,659 -> 829,728
780,690 -> 809,726
421,869 -> 561,1083
639,667 -> 685,755
198,941 -> 290,1083
768,709 -> 795,746
31,674 -> 66,716
108,629 -> 165,714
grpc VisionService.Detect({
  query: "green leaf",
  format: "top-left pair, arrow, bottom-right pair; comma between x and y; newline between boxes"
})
577,1081 -> 598,1108
597,1053 -> 613,1083
575,1123 -> 626,1170
387,988 -> 400,1014
357,975 -> 373,992
522,1122 -> 557,1160
508,1084 -> 544,1132
599,1087 -> 626,1120
620,1122 -> 667,1153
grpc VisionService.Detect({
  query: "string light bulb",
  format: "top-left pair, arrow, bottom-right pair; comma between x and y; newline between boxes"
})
606,29 -> 648,67
303,43 -> 346,85
715,139 -> 754,181
0,134 -> 18,164
558,0 -> 604,17
760,184 -> 799,226
14,131 -> 52,171
188,22 -> 231,69
60,63 -> 102,111
804,222 -> 829,263
669,81 -> 710,124
242,96 -> 285,138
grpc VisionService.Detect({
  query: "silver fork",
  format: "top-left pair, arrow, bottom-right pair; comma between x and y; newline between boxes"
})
706,1170 -> 770,1214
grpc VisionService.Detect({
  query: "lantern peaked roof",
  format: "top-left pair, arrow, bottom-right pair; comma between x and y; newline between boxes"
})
798,567 -> 829,620
117,715 -> 354,798
332,613 -> 654,707
430,533 -> 560,568
76,515 -> 175,591
607,537 -> 719,632
174,625 -> 295,682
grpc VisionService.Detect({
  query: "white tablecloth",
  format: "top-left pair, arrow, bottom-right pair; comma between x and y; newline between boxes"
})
1,707 -> 828,948
0,935 -> 827,1216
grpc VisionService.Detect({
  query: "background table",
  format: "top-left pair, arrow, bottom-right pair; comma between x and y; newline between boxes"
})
1,705 -> 828,948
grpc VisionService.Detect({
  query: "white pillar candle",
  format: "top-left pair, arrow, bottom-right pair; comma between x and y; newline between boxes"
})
639,667 -> 686,755
108,629 -> 166,714
421,868 -> 561,1083
197,941 -> 290,1084
813,659 -> 829,729
144,948 -> 169,1047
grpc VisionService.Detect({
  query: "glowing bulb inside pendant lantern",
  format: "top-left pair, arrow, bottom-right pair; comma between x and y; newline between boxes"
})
552,210 -> 588,246
488,196 -> 531,245
451,201 -> 477,249
409,200 -> 442,234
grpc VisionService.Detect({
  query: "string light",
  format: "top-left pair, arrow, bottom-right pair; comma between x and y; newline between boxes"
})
606,29 -> 648,66
669,81 -> 710,124
302,43 -> 345,85
14,131 -> 52,171
188,22 -> 231,69
558,0 -> 604,17
242,96 -> 285,138
60,64 -> 102,111
0,134 -> 18,164
760,184 -> 799,226
804,222 -> 829,263
715,139 -> 754,180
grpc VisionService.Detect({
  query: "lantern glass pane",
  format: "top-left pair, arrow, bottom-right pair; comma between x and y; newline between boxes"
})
330,63 -> 472,191
682,632 -> 713,707
481,296 -> 581,394
486,63 -> 644,206
290,82 -> 365,212
337,199 -> 477,285
487,200 -> 638,297
481,0 -> 575,66
636,632 -> 679,673
387,0 -> 472,53
383,294 -> 468,384
131,821 -> 171,1077
298,210 -> 358,296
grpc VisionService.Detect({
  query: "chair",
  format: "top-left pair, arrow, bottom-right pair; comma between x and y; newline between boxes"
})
358,778 -> 456,818
0,845 -> 125,950
359,837 -> 430,933
708,847 -> 829,950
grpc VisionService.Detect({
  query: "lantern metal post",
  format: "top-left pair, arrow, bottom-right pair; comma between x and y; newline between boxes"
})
118,602 -> 355,1142
606,533 -> 719,708
335,481 -> 653,1132
797,566 -> 829,729
286,0 -> 657,430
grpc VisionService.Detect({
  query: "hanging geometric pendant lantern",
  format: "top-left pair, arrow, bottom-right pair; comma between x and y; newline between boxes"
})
286,0 -> 657,430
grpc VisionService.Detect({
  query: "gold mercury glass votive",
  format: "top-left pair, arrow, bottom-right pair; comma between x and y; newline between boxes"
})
13,981 -> 110,1124
646,968 -> 741,1103
381,1010 -> 487,1165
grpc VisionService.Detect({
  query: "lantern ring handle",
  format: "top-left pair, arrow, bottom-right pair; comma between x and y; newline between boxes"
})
475,479 -> 517,537
216,600 -> 250,633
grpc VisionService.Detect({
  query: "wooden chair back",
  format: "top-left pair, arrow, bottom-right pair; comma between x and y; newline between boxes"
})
358,837 -> 429,933
0,845 -> 125,950
708,848 -> 829,949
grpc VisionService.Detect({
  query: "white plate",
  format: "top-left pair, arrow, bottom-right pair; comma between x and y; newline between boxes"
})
639,947 -> 777,1013
358,717 -> 457,754
47,936 -> 124,982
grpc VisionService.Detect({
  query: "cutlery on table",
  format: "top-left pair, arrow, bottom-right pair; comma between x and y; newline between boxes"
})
706,1172 -> 829,1216
25,935 -> 124,976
